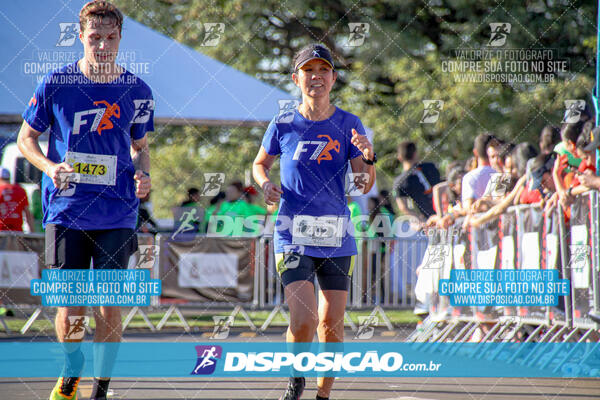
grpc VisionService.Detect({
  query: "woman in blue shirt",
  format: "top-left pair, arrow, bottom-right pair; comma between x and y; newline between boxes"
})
253,43 -> 376,400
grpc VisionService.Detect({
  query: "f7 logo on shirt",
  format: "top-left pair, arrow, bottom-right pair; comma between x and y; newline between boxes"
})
293,135 -> 340,164
73,101 -> 121,135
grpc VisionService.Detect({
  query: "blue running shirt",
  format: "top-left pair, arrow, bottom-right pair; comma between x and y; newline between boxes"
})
262,107 -> 365,258
22,62 -> 154,230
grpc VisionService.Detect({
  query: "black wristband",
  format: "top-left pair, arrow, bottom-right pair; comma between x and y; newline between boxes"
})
361,152 -> 377,165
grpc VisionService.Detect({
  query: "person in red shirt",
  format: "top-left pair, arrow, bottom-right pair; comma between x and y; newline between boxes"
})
0,167 -> 34,232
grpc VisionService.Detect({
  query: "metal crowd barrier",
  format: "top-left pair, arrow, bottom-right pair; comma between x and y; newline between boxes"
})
408,192 -> 600,348
257,234 -> 428,332
0,232 -> 157,334
0,223 -> 433,336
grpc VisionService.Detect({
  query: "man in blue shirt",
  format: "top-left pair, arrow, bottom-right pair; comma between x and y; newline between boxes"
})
17,2 -> 152,399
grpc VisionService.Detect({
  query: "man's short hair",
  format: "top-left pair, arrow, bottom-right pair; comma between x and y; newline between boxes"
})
474,133 -> 494,160
80,1 -> 124,34
397,141 -> 417,162
187,188 -> 200,197
560,122 -> 582,144
229,181 -> 244,193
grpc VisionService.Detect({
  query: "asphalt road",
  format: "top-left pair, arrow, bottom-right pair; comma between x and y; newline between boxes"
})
1,330 -> 599,400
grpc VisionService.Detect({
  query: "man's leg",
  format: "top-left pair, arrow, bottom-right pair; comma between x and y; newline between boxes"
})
90,306 -> 122,399
89,228 -> 137,399
46,224 -> 92,400
55,305 -> 87,393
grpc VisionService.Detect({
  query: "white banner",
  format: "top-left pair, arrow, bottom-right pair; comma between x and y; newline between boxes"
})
476,246 -> 497,270
501,236 -> 515,269
0,251 -> 39,288
570,225 -> 589,289
521,232 -> 540,269
178,253 -> 238,288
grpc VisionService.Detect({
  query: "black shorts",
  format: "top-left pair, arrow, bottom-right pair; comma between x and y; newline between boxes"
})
45,224 -> 138,269
276,253 -> 354,291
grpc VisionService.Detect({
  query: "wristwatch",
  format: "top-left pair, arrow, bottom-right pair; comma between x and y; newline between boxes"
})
362,153 -> 377,165
566,187 -> 573,197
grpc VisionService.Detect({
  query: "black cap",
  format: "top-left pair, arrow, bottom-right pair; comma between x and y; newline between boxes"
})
583,126 -> 600,152
294,44 -> 335,71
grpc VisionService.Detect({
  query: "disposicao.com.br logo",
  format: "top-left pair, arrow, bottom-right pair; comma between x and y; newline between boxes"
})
219,350 -> 443,376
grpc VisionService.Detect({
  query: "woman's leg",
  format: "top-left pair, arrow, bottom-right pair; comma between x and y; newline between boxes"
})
285,280 -> 318,342
316,289 -> 348,398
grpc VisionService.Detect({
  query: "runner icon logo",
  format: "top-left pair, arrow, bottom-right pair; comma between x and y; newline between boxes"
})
346,173 -> 369,196
65,316 -> 89,340
201,173 -> 225,196
420,100 -> 444,124
171,208 -> 199,239
191,345 -> 222,375
201,23 -> 225,46
569,244 -> 589,271
282,245 -> 304,269
488,23 -> 511,47
211,316 -> 234,339
277,99 -> 300,124
132,99 -> 155,124
136,245 -> 158,269
423,244 -> 450,270
563,100 -> 586,123
347,23 -> 370,47
56,23 -> 79,47
354,316 -> 378,339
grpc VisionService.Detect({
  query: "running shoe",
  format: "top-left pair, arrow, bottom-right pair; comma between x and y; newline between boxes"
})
279,377 -> 305,400
49,377 -> 80,400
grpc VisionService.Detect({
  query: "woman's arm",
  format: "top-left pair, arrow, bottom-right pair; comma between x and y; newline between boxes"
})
252,146 -> 282,205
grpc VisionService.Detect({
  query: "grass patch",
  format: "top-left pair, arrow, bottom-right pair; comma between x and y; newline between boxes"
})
1,309 -> 419,333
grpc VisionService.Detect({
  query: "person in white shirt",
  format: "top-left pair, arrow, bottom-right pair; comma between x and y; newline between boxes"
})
461,133 -> 497,210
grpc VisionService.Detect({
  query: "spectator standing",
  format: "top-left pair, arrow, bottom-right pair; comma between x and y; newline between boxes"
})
461,134 -> 497,210
180,187 -> 201,207
0,167 -> 34,232
393,141 -> 440,221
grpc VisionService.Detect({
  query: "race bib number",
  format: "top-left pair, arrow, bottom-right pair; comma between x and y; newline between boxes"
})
292,215 -> 344,247
65,151 -> 117,186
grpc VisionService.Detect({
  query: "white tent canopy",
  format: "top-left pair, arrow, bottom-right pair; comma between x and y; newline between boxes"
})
0,0 -> 293,126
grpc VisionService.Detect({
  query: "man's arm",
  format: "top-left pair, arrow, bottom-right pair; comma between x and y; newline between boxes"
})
17,121 -> 74,188
432,181 -> 447,217
131,135 -> 151,198
395,196 -> 423,220
131,135 -> 150,173
468,175 -> 526,228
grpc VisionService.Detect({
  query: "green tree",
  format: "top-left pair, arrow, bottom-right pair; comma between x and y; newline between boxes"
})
115,0 -> 596,217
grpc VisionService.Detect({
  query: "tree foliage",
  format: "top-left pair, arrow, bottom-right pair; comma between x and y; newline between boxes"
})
114,0 -> 597,217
